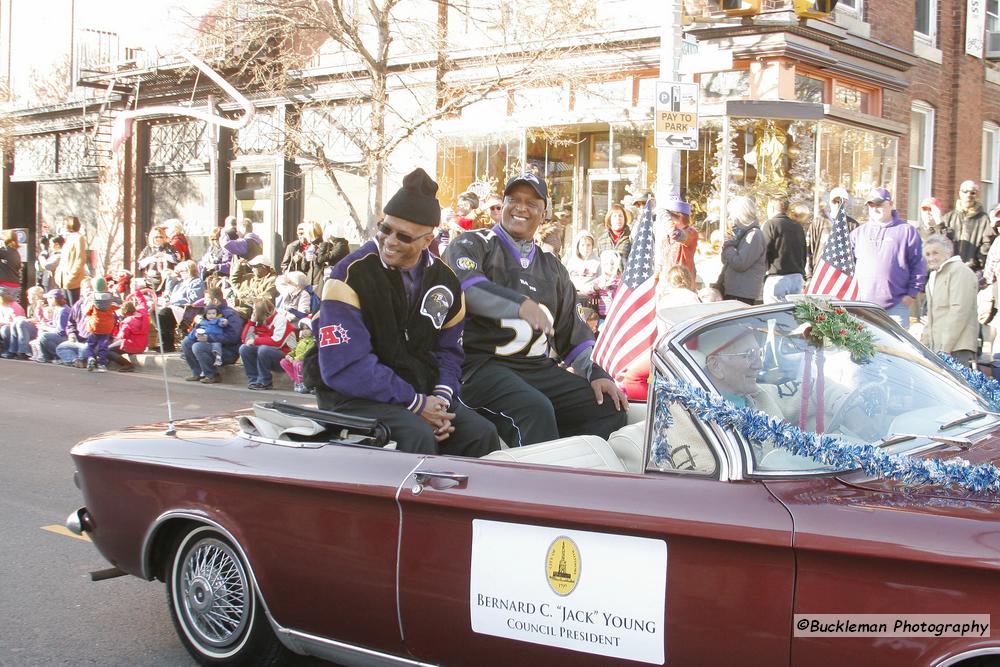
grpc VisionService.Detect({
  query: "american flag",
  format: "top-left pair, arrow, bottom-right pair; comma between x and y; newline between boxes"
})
592,199 -> 657,380
806,204 -> 859,299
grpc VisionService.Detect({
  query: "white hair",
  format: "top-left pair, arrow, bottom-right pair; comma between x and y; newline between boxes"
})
924,234 -> 953,254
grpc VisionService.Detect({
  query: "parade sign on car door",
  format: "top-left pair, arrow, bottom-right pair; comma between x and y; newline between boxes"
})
654,81 -> 699,151
470,519 -> 667,664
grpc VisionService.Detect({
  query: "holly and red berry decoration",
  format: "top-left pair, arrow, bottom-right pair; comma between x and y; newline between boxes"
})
793,297 -> 876,364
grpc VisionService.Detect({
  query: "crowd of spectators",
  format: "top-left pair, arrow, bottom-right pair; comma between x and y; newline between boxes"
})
5,176 -> 1000,388
0,214 -> 347,389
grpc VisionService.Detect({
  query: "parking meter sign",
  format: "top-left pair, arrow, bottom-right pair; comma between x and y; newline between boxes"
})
655,81 -> 699,151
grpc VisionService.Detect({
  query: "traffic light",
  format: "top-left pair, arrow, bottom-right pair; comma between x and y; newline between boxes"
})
682,1 -> 762,23
793,0 -> 839,19
717,0 -> 762,17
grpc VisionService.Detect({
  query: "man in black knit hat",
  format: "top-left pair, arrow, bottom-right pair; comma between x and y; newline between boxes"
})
311,167 -> 499,456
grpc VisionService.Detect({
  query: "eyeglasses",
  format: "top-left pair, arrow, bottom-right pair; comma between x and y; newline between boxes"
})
961,189 -> 979,194
713,347 -> 764,363
866,201 -> 886,208
377,221 -> 433,244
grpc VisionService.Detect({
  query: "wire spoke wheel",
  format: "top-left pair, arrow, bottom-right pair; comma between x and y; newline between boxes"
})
166,525 -> 284,664
177,537 -> 251,648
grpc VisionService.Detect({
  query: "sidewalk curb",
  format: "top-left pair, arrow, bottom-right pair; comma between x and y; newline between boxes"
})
129,352 -> 295,391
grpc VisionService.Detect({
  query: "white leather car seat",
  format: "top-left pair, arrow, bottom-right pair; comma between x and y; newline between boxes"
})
607,421 -> 646,473
482,435 -> 626,472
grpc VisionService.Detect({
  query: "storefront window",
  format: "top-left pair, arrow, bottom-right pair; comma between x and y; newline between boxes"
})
817,121 -> 898,221
677,117 -> 896,231
678,119 -> 724,226
436,135 -> 523,210
526,130 -> 577,214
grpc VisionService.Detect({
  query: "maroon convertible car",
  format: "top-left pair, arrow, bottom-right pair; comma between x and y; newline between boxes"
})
68,301 -> 1000,666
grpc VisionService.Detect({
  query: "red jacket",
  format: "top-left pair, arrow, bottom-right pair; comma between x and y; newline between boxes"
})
115,290 -> 150,354
240,313 -> 295,353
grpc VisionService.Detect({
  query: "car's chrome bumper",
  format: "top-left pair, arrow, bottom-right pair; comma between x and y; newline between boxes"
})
66,507 -> 93,535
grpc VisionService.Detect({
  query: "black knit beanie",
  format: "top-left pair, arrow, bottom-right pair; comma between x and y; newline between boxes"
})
383,168 -> 441,227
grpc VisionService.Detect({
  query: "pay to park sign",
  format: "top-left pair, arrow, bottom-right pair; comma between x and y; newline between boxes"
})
654,80 -> 699,151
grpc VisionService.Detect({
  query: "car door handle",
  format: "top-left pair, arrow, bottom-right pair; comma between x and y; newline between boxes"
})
412,470 -> 469,492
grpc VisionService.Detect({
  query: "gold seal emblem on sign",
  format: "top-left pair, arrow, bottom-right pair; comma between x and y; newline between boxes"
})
545,536 -> 581,596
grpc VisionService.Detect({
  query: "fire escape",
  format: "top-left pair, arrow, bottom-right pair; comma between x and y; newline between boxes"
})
74,29 -> 142,169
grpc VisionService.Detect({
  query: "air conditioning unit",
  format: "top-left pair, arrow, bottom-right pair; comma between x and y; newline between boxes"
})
987,31 -> 1000,60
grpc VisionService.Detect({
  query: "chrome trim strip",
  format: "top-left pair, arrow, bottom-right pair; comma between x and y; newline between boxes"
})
933,646 -> 1000,667
277,626 -> 437,667
393,459 -> 426,644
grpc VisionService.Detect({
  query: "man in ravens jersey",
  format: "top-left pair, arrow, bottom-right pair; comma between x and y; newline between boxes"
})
311,168 -> 499,456
443,173 -> 628,447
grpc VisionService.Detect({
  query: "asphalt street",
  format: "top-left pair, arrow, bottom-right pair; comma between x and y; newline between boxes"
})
0,360 -> 317,666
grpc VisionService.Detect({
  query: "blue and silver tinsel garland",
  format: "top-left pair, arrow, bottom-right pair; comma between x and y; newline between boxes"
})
651,370 -> 1000,494
936,351 -> 1000,412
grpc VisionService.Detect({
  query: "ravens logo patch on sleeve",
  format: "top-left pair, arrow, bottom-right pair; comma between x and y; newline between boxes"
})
420,286 -> 455,329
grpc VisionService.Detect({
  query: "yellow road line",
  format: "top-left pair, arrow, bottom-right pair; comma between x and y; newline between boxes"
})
41,524 -> 91,542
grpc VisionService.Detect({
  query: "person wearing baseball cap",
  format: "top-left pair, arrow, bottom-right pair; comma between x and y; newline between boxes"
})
231,255 -> 278,320
443,171 -> 628,448
851,187 -> 927,328
658,195 -> 698,281
308,167 -> 499,457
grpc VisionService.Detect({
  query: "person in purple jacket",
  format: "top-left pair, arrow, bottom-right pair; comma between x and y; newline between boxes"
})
309,168 -> 499,456
850,187 -> 928,328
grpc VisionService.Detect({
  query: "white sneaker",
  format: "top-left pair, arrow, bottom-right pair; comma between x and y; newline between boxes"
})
213,352 -> 223,367
96,365 -> 107,373
86,358 -> 96,372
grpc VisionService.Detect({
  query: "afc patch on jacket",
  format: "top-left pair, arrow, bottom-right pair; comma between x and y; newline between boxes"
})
319,324 -> 351,347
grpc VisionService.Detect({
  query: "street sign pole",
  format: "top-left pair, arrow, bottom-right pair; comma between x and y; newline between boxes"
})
656,0 -> 682,209
654,0 -> 682,207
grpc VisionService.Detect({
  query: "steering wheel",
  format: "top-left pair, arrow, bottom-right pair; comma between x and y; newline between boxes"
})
827,381 -> 889,439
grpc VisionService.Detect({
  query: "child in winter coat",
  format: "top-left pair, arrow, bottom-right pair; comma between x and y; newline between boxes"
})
107,290 -> 150,371
84,290 -> 119,372
187,304 -> 229,367
280,318 -> 315,393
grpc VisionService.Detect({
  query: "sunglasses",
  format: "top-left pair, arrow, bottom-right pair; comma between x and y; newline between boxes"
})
961,189 -> 978,194
377,221 -> 432,244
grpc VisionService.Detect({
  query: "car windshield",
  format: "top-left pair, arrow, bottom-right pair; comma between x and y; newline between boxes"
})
665,306 -> 998,472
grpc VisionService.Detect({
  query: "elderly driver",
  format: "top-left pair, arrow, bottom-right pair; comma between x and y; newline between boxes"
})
698,324 -> 780,413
